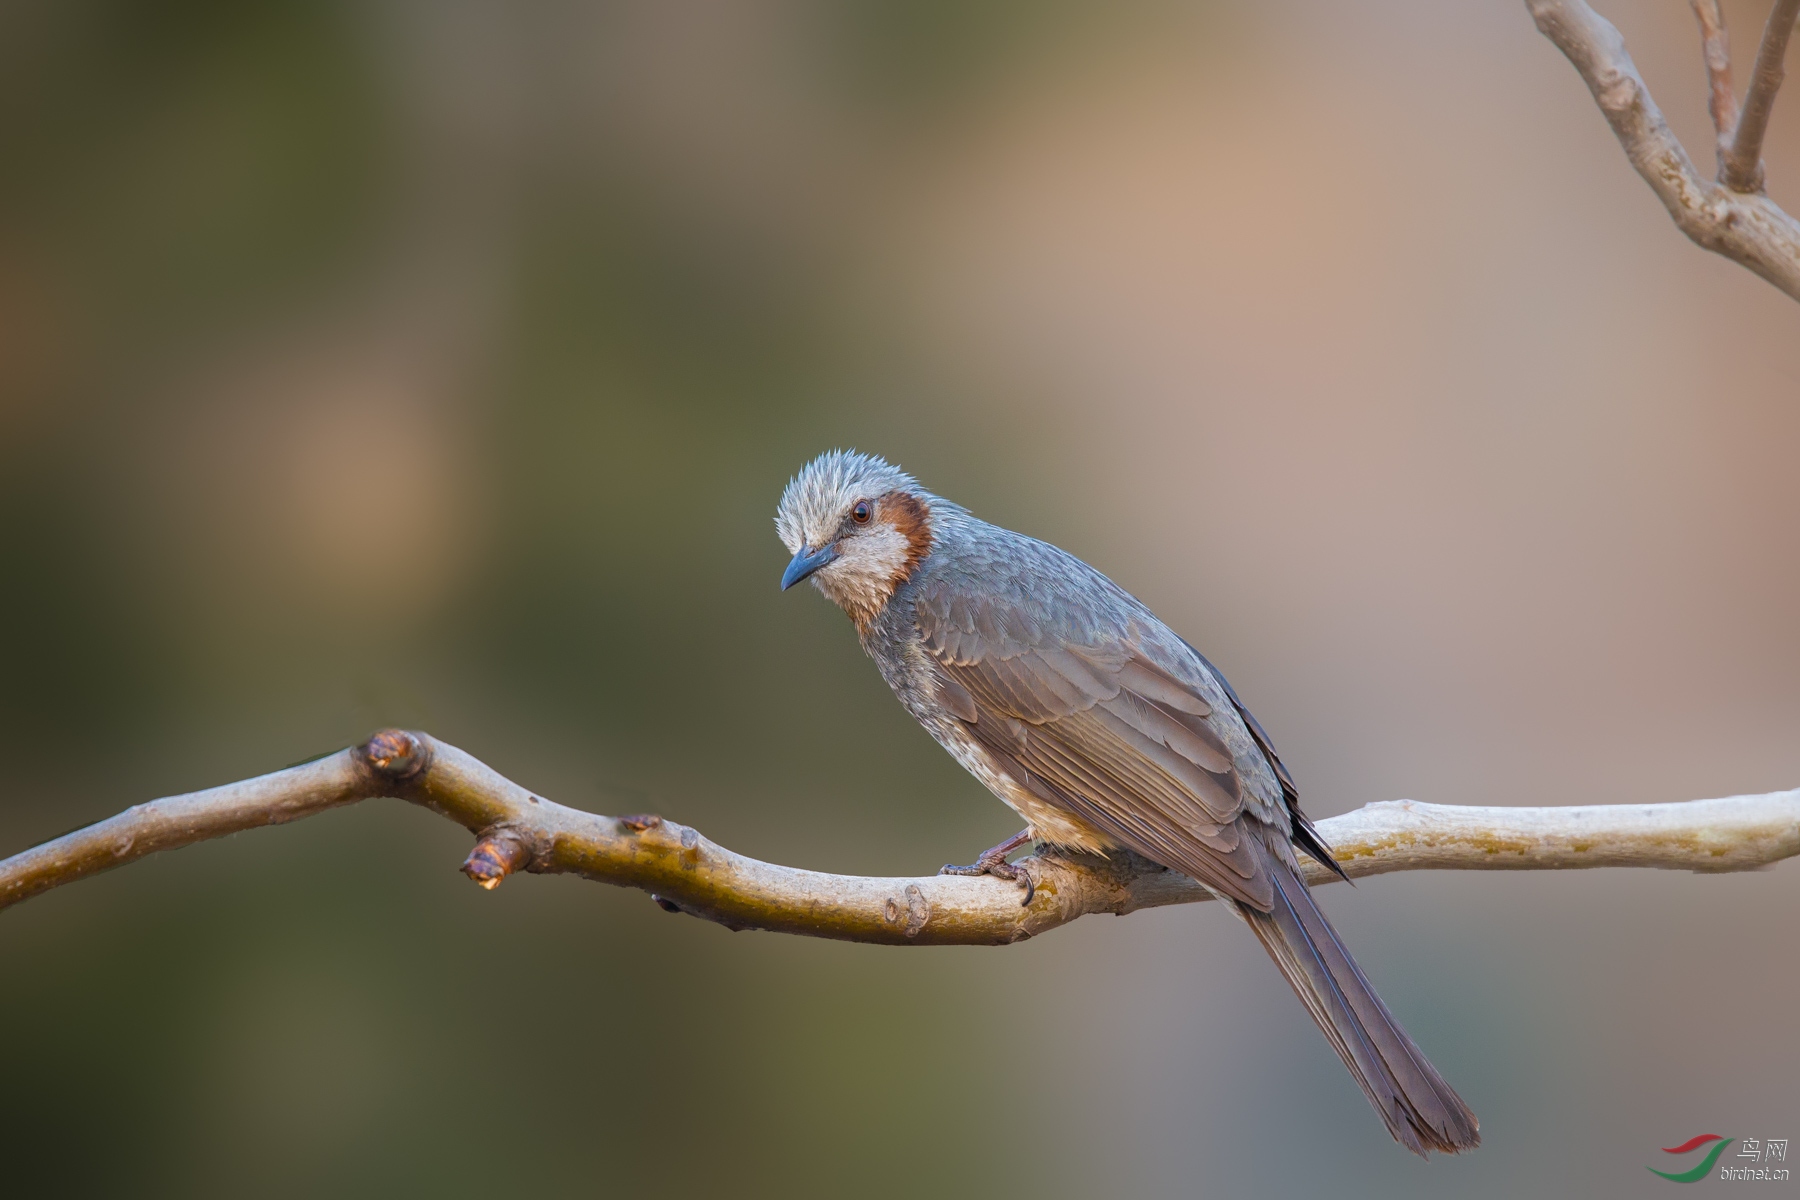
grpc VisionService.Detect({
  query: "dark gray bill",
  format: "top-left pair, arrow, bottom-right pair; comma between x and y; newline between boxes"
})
780,544 -> 838,590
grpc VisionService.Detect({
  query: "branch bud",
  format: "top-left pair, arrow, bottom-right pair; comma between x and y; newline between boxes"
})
357,729 -> 431,783
462,830 -> 531,891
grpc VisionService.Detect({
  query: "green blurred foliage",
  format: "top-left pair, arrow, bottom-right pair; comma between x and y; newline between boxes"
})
0,3 -> 1087,1195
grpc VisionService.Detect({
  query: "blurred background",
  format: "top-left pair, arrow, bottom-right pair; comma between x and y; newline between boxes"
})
1,0 -> 1796,1195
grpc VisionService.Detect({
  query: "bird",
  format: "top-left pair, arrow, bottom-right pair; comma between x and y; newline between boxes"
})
774,449 -> 1479,1157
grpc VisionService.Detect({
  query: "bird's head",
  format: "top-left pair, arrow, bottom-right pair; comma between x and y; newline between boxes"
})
775,450 -> 934,626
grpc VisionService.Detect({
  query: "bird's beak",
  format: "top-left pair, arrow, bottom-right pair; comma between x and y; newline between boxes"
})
780,543 -> 838,590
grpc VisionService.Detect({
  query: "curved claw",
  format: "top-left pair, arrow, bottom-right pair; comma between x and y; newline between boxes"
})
1014,861 -> 1036,907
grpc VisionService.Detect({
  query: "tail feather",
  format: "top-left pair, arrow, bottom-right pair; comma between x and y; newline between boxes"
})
1241,861 -> 1480,1157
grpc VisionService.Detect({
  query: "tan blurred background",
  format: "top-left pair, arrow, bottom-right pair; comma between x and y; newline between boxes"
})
1,1 -> 1796,1195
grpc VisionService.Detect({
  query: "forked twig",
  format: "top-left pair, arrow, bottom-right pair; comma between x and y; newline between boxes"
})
1721,0 -> 1800,192
1528,0 -> 1800,300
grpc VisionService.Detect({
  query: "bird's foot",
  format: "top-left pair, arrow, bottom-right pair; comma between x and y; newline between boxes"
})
939,829 -> 1038,907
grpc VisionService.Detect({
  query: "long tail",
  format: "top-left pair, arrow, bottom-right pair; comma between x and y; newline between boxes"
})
1239,860 -> 1480,1157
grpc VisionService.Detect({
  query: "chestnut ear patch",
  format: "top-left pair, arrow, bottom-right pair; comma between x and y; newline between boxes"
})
876,490 -> 932,583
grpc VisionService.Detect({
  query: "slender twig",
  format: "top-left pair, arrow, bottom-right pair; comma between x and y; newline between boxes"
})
1527,0 -> 1800,301
1691,0 -> 1741,170
1,731 -> 1794,947
1722,0 -> 1800,191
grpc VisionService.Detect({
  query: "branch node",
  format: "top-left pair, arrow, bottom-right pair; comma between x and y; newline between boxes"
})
462,829 -> 531,890
357,729 -> 431,784
882,883 -> 932,937
618,813 -> 663,832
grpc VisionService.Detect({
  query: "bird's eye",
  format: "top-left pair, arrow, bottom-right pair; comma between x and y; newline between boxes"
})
851,501 -> 872,525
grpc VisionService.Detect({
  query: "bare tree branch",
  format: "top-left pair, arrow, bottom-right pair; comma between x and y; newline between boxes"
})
1,731 -> 1794,946
1528,0 -> 1800,302
1722,0 -> 1800,192
1691,0 -> 1741,169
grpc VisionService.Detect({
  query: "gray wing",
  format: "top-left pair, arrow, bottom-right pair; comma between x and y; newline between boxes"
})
914,566 -> 1287,910
1181,637 -> 1349,885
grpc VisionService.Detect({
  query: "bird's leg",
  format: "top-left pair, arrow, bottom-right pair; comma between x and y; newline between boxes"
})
940,828 -> 1037,905
939,828 -> 1033,877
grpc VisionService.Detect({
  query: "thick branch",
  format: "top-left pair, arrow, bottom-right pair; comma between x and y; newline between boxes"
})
1691,0 -> 1740,168
2,731 -> 1794,946
1529,0 -> 1800,301
1722,0 -> 1800,192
